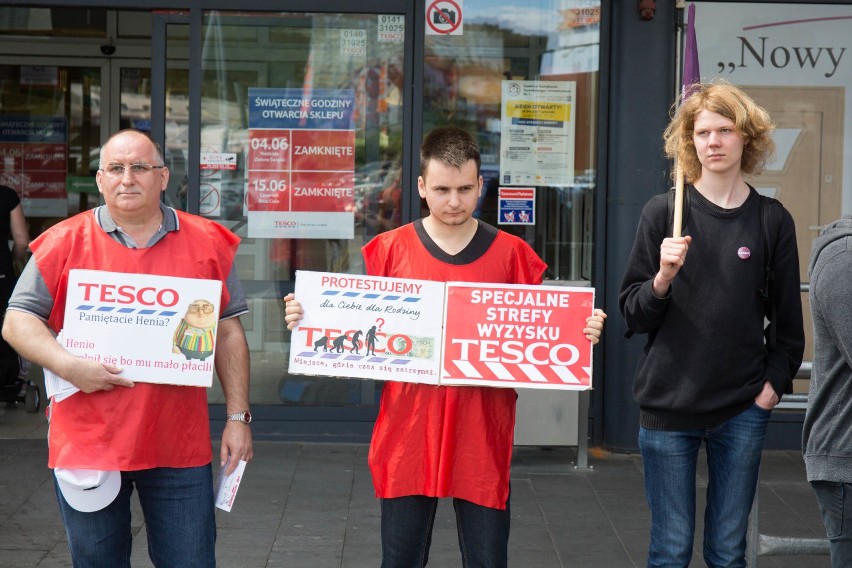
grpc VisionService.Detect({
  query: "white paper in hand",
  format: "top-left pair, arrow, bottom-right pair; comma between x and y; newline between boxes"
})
44,331 -> 80,402
215,456 -> 247,512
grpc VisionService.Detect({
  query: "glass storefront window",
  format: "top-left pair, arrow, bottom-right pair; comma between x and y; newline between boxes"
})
166,11 -> 405,408
423,0 -> 600,283
117,10 -> 153,39
0,8 -> 107,38
0,63 -> 101,237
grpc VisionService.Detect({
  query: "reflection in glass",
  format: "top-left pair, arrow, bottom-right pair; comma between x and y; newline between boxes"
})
171,12 -> 406,407
425,0 -> 600,283
0,63 -> 101,237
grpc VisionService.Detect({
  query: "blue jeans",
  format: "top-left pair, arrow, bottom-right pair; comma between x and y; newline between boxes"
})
639,404 -> 771,568
54,465 -> 216,568
811,481 -> 852,568
380,494 -> 510,568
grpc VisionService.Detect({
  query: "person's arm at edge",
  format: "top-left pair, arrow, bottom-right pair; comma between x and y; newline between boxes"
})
619,198 -> 675,334
215,315 -> 253,475
814,249 -> 852,377
9,204 -> 29,270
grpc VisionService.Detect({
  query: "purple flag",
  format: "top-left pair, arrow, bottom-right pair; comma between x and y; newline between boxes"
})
682,3 -> 700,99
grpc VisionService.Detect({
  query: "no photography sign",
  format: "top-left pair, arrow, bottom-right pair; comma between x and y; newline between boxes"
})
426,0 -> 463,35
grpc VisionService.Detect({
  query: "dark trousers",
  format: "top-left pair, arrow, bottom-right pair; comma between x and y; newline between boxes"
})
380,494 -> 510,568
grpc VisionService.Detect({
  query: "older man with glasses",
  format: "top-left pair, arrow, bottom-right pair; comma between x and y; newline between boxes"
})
2,129 -> 252,567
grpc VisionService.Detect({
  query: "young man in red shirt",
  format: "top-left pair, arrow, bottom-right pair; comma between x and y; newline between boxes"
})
286,126 -> 605,567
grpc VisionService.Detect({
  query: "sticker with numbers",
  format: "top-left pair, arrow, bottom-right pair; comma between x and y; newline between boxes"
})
378,14 -> 404,43
340,29 -> 366,56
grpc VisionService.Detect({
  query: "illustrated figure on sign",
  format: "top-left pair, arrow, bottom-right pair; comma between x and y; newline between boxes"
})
173,299 -> 218,361
350,329 -> 363,354
331,335 -> 347,353
365,325 -> 378,356
313,335 -> 329,352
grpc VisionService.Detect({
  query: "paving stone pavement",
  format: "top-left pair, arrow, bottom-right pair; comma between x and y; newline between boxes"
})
0,404 -> 831,567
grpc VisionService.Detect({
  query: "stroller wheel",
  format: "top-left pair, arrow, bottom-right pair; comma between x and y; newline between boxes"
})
24,382 -> 39,413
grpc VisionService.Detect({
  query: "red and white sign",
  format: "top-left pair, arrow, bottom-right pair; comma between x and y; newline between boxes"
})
287,271 -> 596,391
200,152 -> 237,171
442,282 -> 594,390
290,172 -> 354,212
0,116 -> 67,217
246,88 -> 356,239
1,142 -> 68,216
426,0 -> 463,35
291,130 -> 355,171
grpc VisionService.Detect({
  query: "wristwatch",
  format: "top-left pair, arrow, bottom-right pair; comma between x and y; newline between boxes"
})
227,410 -> 252,424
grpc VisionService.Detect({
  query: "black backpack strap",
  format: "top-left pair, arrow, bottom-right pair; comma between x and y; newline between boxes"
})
759,195 -> 783,349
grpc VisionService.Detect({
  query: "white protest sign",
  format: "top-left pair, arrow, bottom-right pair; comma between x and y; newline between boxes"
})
288,270 -> 444,385
287,271 -> 597,391
62,269 -> 223,387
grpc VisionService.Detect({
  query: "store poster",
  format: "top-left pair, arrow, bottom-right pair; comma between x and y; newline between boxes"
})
288,271 -> 595,391
61,270 -> 223,387
499,80 -> 576,187
247,88 -> 356,239
199,151 -> 239,218
498,187 -> 535,225
288,271 -> 445,385
0,115 -> 67,217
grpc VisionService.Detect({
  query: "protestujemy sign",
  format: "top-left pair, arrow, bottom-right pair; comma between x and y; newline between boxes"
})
288,271 -> 445,385
288,271 -> 595,390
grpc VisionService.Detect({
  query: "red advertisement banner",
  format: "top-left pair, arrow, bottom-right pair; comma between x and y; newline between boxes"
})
22,143 -> 66,171
24,171 -> 66,199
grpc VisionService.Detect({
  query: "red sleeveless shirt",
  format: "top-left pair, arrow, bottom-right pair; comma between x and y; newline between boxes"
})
363,221 -> 546,509
31,210 -> 239,470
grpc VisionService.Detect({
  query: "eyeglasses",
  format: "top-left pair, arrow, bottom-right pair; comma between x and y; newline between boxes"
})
100,163 -> 165,177
188,303 -> 215,314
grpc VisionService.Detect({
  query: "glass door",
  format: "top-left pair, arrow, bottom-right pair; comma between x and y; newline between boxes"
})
159,9 -> 408,418
0,57 -> 162,248
0,59 -> 105,243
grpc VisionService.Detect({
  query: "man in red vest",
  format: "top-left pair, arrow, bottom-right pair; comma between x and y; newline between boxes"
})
2,129 -> 252,567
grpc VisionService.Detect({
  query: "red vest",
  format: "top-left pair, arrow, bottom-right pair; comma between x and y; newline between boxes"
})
363,223 -> 547,509
31,210 -> 239,470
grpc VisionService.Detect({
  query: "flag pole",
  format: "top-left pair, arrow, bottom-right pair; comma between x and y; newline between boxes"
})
673,2 -> 699,238
673,164 -> 685,238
